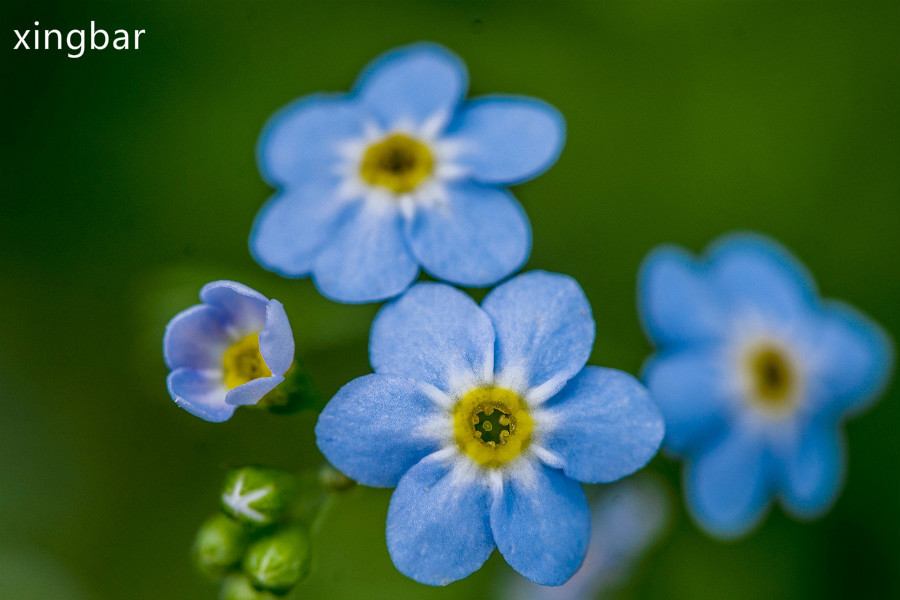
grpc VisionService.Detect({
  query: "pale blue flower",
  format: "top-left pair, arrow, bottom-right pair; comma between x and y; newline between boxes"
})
163,281 -> 294,422
316,272 -> 664,585
638,233 -> 894,538
251,43 -> 565,303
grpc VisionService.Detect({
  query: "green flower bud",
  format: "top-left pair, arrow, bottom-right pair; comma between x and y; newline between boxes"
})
221,467 -> 298,527
219,574 -> 279,600
193,513 -> 249,577
318,463 -> 356,492
242,526 -> 311,592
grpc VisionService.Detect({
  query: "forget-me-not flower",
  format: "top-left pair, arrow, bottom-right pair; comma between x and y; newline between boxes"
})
638,233 -> 893,538
315,271 -> 664,585
251,43 -> 565,303
164,281 -> 295,422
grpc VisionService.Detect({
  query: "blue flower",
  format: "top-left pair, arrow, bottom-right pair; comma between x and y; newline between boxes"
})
315,271 -> 664,585
505,475 -> 669,600
251,43 -> 565,303
164,281 -> 295,422
638,233 -> 894,538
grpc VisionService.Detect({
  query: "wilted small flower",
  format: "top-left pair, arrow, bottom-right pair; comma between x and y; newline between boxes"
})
242,527 -> 311,592
638,233 -> 893,538
193,513 -> 249,577
221,467 -> 298,527
163,281 -> 295,422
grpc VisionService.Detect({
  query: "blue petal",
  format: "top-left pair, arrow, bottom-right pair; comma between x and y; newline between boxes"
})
355,43 -> 468,129
708,232 -> 819,323
167,368 -> 234,422
315,374 -> 444,487
446,96 -> 565,185
777,421 -> 845,519
540,367 -> 664,484
200,281 -> 268,335
163,304 -> 230,370
406,182 -> 531,287
490,463 -> 589,586
482,272 -> 594,398
637,245 -> 727,347
258,300 -> 294,376
257,94 -> 365,187
225,375 -> 284,407
512,476 -> 667,600
684,427 -> 773,539
808,300 -> 894,417
386,455 -> 494,586
642,349 -> 733,456
250,183 -> 356,277
370,283 -> 495,394
311,202 -> 419,303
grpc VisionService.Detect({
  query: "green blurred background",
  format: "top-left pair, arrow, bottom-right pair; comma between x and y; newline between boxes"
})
2,1 -> 898,598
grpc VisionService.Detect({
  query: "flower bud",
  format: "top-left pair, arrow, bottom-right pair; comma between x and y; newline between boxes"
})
219,574 -> 279,600
193,513 -> 249,577
221,466 -> 298,527
242,526 -> 311,592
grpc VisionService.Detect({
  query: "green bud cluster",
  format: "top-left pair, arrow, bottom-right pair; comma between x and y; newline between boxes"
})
192,463 -> 357,597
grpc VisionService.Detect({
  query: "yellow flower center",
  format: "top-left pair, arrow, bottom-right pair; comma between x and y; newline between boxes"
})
222,333 -> 272,390
453,387 -> 534,468
359,134 -> 433,194
744,344 -> 798,416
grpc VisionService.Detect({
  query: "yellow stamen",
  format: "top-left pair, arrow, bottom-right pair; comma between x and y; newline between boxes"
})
743,343 -> 798,417
222,333 -> 272,390
452,387 -> 534,468
359,134 -> 433,194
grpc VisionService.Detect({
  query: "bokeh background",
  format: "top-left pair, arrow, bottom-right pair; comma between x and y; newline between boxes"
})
2,1 -> 898,598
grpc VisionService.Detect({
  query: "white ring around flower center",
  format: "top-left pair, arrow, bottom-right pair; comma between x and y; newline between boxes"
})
333,115 -> 469,218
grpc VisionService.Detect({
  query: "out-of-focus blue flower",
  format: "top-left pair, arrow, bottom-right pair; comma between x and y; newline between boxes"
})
316,271 -> 664,585
251,43 -> 565,303
164,281 -> 295,422
505,475 -> 669,600
638,233 -> 894,538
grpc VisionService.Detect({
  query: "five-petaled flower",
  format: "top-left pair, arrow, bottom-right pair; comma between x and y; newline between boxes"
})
164,281 -> 295,422
315,271 -> 664,586
638,233 -> 894,538
251,43 -> 565,303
